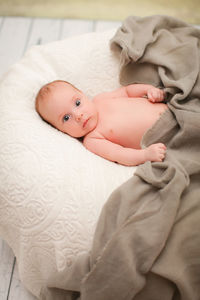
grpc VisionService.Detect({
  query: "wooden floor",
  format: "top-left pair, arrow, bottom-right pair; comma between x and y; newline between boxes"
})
0,16 -> 121,300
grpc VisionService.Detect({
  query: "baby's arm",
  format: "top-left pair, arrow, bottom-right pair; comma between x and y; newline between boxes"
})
83,136 -> 166,166
126,84 -> 164,102
95,84 -> 164,102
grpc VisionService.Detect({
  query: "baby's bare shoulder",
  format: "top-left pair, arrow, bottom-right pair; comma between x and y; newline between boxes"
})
83,129 -> 104,142
92,92 -> 110,104
83,130 -> 103,151
93,87 -> 128,102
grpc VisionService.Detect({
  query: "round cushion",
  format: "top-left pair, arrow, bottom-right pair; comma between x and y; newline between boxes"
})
0,29 -> 135,297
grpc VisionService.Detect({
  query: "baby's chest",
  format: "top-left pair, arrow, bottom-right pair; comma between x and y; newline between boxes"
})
98,100 -> 148,132
97,110 -> 139,146
96,97 -> 152,123
96,98 -> 159,147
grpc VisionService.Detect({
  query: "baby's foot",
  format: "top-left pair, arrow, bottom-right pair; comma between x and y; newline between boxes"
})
145,143 -> 166,162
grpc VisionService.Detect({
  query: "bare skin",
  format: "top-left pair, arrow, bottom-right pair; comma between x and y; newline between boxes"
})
36,81 -> 168,166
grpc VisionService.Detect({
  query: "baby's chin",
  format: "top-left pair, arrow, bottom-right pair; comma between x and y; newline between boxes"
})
61,128 -> 85,138
69,133 -> 85,138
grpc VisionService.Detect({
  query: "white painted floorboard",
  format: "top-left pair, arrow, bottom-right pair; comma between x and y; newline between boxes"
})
7,262 -> 37,300
94,20 -> 121,31
60,19 -> 94,38
26,18 -> 62,49
0,16 -> 121,300
0,17 -> 32,78
0,240 -> 15,300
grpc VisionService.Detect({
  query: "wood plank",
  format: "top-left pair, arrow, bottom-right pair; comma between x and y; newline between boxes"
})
60,19 -> 94,38
0,17 -> 4,30
94,20 -> 121,32
8,261 -> 37,300
26,17 -> 62,50
0,17 -> 32,78
0,239 -> 15,299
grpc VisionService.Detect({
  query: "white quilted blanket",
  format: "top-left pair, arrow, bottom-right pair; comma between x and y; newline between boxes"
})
0,29 -> 135,297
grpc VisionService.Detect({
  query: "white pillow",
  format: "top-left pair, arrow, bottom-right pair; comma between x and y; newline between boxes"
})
0,29 -> 136,297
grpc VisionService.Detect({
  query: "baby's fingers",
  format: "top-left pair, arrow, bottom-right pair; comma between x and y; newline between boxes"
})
147,90 -> 155,102
158,90 -> 165,101
147,89 -> 164,102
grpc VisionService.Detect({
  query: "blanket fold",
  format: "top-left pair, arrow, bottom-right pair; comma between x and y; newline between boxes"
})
80,15 -> 200,300
40,15 -> 200,300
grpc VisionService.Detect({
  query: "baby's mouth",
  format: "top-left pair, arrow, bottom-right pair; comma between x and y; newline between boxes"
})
83,118 -> 90,128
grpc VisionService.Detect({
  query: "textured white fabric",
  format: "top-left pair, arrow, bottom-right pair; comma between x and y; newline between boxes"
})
0,29 -> 136,297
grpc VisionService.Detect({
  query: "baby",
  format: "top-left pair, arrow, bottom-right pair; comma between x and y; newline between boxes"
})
35,80 -> 168,166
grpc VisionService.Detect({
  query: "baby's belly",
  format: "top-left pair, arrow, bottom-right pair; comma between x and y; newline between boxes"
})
104,98 -> 168,149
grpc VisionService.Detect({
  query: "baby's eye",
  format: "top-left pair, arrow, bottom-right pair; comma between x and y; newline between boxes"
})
63,114 -> 70,122
75,99 -> 81,106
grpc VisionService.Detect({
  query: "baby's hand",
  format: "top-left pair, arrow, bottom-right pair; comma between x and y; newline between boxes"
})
145,143 -> 166,162
147,87 -> 164,103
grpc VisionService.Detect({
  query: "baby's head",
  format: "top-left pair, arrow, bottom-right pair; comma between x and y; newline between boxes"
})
35,80 -> 98,138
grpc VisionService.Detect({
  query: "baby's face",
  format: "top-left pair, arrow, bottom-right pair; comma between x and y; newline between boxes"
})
39,82 -> 98,138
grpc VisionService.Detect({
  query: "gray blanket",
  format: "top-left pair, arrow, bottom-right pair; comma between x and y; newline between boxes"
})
40,15 -> 200,300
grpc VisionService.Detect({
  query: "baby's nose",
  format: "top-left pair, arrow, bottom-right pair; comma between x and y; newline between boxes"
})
75,112 -> 83,122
